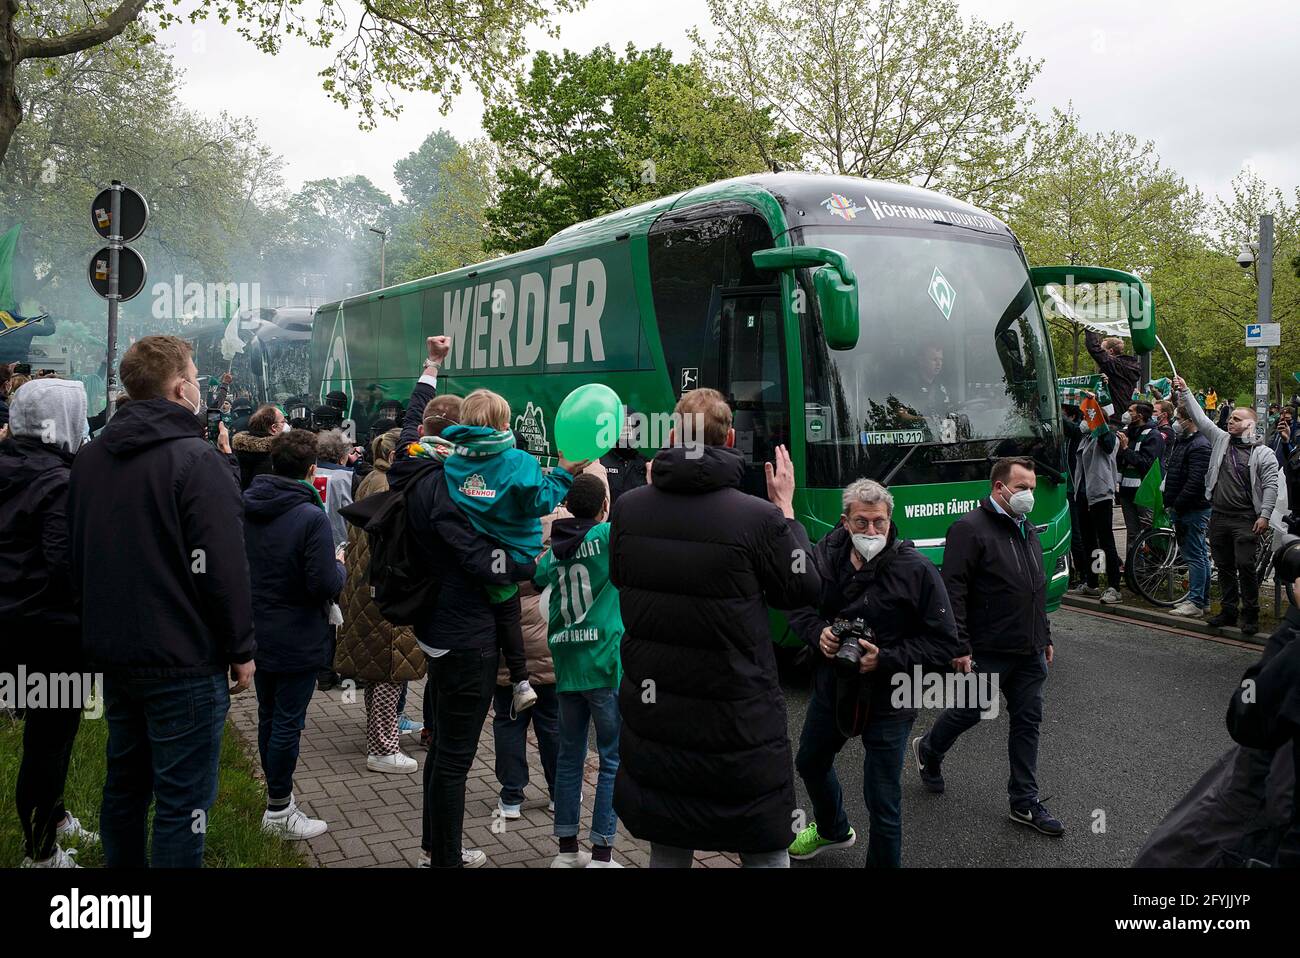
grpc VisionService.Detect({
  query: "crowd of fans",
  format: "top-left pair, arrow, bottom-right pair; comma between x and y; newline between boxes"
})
1064,334 -> 1295,635
1,331 -> 1297,871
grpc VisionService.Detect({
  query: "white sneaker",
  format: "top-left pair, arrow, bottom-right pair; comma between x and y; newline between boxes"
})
1100,587 -> 1122,604
21,845 -> 80,868
586,857 -> 623,868
367,752 -> 418,774
551,850 -> 592,868
512,680 -> 538,715
1169,601 -> 1203,617
497,799 -> 521,820
418,848 -> 487,868
1070,584 -> 1101,597
262,802 -> 329,840
57,813 -> 99,845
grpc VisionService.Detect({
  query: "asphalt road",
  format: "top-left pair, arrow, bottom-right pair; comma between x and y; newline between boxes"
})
781,608 -> 1262,868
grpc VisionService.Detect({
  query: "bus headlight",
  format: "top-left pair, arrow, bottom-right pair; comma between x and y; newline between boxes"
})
1052,555 -> 1069,580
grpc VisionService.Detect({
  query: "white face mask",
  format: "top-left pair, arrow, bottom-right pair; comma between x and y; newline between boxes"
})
1121,411 -> 1132,425
851,533 -> 888,562
183,378 -> 203,418
278,421 -> 290,434
1007,489 -> 1035,516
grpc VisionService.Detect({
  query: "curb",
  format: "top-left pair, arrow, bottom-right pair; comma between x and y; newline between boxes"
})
1060,594 -> 1267,647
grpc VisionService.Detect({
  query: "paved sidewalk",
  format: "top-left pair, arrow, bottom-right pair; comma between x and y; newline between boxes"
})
228,678 -> 742,868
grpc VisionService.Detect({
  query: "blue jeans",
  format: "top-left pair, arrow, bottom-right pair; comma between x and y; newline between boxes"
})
100,673 -> 229,868
492,683 -> 558,806
253,668 -> 319,801
554,687 -> 621,847
1174,508 -> 1212,608
795,684 -> 915,867
923,650 -> 1048,810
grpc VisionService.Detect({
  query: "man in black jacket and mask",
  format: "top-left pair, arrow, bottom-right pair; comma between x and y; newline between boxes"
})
786,478 -> 960,867
609,387 -> 821,868
914,457 -> 1064,837
67,335 -> 254,868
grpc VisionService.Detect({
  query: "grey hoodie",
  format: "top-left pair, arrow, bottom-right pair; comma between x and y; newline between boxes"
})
1177,386 -> 1289,542
7,377 -> 88,455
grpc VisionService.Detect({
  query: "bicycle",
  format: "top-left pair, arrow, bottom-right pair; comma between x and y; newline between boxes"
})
1125,524 -> 1190,607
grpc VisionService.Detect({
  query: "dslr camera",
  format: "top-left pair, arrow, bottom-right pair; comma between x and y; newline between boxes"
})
831,617 -> 875,677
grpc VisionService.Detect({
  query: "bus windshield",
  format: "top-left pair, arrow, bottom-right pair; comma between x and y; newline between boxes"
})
799,226 -> 1059,488
251,336 -> 312,407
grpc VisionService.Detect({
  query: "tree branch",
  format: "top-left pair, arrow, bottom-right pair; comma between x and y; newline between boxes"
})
17,0 -> 148,61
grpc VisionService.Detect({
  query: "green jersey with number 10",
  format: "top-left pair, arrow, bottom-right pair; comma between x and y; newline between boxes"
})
534,522 -> 624,694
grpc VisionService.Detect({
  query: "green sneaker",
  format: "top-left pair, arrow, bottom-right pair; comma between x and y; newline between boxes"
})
788,822 -> 856,860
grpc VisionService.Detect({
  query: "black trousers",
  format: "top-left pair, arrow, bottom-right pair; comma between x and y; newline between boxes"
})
11,627 -> 85,861
17,699 -> 83,860
490,594 -> 529,685
1079,498 -> 1122,589
421,647 -> 497,867
1209,512 -> 1260,619
1067,494 -> 1090,583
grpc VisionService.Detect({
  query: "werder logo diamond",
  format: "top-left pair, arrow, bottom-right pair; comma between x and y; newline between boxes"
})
514,402 -> 548,454
319,305 -> 350,404
928,267 -> 956,320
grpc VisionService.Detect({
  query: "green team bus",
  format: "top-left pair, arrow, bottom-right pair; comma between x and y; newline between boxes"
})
309,172 -> 1155,641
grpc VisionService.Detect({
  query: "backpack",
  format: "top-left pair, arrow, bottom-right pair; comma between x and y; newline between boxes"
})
339,472 -> 440,626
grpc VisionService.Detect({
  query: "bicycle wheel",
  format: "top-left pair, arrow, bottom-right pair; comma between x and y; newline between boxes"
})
1126,526 -> 1190,607
1254,530 -> 1274,588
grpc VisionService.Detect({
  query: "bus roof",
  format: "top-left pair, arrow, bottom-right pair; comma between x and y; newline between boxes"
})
317,172 -> 1014,312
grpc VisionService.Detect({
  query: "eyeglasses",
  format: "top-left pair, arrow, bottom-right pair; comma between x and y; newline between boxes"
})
847,516 -> 890,533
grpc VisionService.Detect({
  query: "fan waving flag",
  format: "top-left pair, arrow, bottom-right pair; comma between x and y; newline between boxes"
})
1058,375 -> 1114,435
219,296 -> 244,362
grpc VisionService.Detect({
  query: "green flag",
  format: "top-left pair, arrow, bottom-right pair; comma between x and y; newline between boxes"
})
0,224 -> 18,311
1134,459 -> 1167,529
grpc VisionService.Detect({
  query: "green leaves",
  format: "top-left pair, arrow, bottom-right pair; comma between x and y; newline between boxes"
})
693,0 -> 1043,212
481,43 -> 796,253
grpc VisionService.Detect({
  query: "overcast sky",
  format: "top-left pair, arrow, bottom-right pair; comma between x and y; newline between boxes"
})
160,0 -> 1300,208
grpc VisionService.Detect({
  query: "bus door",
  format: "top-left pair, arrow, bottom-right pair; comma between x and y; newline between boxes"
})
711,286 -> 789,499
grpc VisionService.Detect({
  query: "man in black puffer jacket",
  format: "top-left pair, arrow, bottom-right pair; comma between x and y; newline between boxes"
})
609,388 -> 821,867
914,457 -> 1064,838
67,335 -> 254,869
785,478 -> 960,867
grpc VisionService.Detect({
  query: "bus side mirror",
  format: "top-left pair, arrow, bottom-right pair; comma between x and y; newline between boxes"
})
752,246 -> 860,350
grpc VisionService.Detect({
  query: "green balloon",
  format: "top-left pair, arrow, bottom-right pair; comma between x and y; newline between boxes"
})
555,384 -> 623,461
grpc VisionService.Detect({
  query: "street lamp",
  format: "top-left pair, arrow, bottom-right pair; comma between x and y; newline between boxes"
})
369,226 -> 388,288
1236,218 -> 1274,441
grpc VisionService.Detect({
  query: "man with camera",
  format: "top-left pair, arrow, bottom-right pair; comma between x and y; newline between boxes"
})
913,457 -> 1064,837
786,478 -> 960,867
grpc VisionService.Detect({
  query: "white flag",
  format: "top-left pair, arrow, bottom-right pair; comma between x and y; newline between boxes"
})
219,300 -> 244,361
